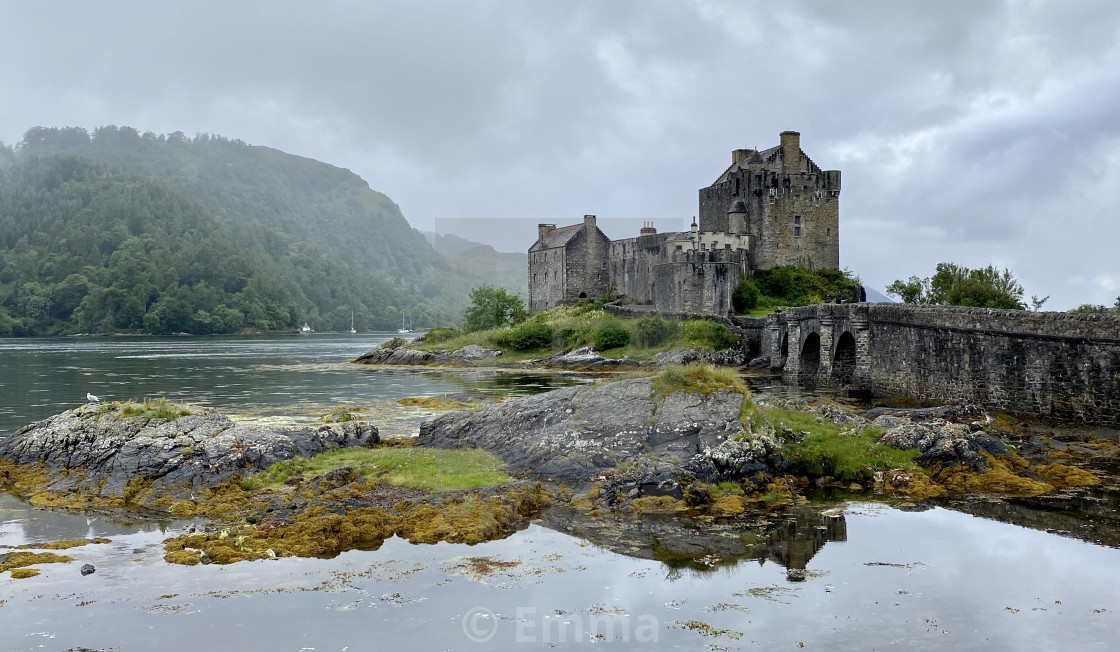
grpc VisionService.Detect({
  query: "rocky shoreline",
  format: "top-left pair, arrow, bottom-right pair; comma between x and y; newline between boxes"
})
1,358 -> 1116,571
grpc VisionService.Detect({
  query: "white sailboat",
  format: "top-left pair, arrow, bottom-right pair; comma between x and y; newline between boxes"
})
350,311 -> 356,334
396,312 -> 412,334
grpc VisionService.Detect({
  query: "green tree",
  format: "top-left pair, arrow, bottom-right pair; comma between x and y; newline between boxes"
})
731,278 -> 761,313
888,263 -> 1026,310
462,285 -> 527,333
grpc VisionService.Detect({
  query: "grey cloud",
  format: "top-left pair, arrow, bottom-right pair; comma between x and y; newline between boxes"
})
1,0 -> 1119,308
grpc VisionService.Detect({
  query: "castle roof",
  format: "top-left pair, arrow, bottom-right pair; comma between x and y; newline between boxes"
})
710,145 -> 780,186
529,223 -> 583,252
709,142 -> 823,187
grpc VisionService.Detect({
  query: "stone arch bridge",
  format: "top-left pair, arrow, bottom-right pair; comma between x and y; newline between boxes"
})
752,304 -> 1120,428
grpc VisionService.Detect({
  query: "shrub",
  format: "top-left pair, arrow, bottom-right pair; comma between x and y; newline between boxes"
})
495,320 -> 554,351
732,278 -> 761,313
633,316 -> 678,348
651,364 -> 746,399
680,320 -> 737,350
424,326 -> 461,344
594,327 -> 630,351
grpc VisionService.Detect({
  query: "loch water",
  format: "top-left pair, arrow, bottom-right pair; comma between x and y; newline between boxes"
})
1,335 -> 1118,651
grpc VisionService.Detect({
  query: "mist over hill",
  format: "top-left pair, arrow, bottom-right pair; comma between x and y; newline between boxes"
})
0,126 -> 525,335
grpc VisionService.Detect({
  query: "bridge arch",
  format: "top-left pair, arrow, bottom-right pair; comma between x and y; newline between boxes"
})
800,332 -> 821,386
832,331 -> 856,386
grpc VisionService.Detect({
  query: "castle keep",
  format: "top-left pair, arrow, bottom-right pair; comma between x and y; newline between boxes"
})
529,131 -> 841,315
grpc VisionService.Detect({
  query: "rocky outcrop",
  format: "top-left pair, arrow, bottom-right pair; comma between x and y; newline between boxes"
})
873,414 -> 1008,471
418,377 -> 780,488
353,338 -> 502,365
653,347 -> 749,368
0,404 -> 378,497
536,346 -> 641,370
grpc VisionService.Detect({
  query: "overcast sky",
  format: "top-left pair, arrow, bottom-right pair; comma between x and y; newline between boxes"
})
2,0 -> 1118,309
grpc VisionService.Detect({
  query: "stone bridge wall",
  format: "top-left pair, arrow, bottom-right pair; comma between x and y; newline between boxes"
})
864,305 -> 1120,427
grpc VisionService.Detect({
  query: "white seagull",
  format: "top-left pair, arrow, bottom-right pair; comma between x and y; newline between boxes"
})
86,392 -> 100,403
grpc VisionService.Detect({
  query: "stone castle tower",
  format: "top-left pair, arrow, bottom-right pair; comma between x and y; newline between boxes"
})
698,131 -> 840,271
529,131 -> 841,315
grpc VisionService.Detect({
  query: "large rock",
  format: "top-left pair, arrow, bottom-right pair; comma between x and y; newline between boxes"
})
874,415 -> 1007,470
537,346 -> 640,370
418,377 -> 778,485
653,348 -> 748,368
0,404 -> 378,496
353,338 -> 502,365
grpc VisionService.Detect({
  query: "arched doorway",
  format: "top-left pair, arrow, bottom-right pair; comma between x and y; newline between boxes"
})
578,292 -> 587,299
832,331 -> 856,386
800,332 -> 820,387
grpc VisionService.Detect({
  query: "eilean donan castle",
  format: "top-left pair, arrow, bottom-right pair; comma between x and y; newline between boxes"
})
529,131 -> 841,315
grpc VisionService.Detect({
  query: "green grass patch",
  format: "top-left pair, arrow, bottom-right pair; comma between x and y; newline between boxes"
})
249,446 -> 511,493
651,364 -> 746,400
759,407 -> 920,481
713,481 -> 744,496
415,305 -> 739,360
104,397 -> 191,420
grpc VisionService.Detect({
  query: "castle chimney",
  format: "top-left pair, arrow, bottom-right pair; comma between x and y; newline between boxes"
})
780,131 -> 801,174
583,214 -> 597,231
538,223 -> 556,243
639,220 -> 656,236
690,216 -> 698,236
732,148 -> 752,166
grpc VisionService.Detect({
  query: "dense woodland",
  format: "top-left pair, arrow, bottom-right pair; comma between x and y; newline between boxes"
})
0,126 -> 525,336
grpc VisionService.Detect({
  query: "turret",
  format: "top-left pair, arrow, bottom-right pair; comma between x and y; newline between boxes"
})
781,130 -> 800,174
727,198 -> 747,234
537,223 -> 556,243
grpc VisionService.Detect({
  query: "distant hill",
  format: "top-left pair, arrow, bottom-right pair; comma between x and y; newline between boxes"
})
864,286 -> 894,303
3,126 -> 525,333
0,156 -> 300,335
424,232 -> 528,299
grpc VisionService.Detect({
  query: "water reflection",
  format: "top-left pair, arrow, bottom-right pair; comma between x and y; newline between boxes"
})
540,503 -> 849,580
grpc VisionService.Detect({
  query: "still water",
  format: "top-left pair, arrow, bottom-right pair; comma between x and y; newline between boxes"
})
0,334 -> 583,439
1,336 -> 1119,651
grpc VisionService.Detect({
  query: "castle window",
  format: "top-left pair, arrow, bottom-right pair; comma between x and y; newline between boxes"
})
725,244 -> 732,249
675,244 -> 682,250
794,215 -> 801,225
794,226 -> 801,237
700,243 -> 707,250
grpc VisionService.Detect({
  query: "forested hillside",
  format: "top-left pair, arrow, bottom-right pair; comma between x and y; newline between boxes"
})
0,157 -> 300,335
0,126 -> 523,335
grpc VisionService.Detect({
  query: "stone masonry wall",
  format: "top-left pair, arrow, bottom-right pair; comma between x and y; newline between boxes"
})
528,248 -> 565,312
866,305 -> 1120,427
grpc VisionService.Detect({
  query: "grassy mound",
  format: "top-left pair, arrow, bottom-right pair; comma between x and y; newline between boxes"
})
241,443 -> 511,493
415,302 -> 739,361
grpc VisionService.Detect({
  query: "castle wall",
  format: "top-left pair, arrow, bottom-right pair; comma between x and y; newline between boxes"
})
528,247 -> 566,312
608,234 -> 668,304
562,222 -> 611,303
653,249 -> 746,315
